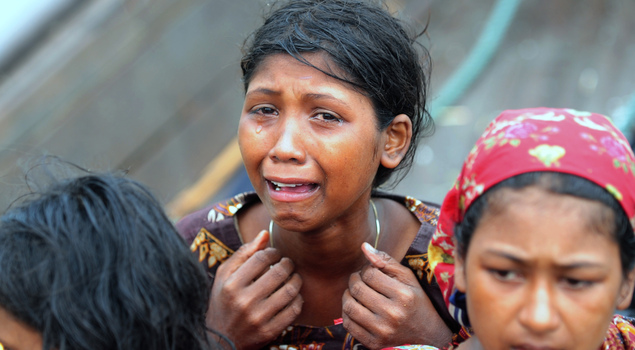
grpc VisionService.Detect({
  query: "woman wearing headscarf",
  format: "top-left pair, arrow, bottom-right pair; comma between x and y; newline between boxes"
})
426,107 -> 635,349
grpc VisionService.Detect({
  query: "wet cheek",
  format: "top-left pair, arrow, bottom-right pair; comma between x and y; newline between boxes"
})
238,133 -> 266,177
239,123 -> 266,151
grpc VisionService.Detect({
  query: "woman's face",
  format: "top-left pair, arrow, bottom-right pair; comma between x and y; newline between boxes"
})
455,186 -> 635,350
238,53 -> 401,231
0,307 -> 42,350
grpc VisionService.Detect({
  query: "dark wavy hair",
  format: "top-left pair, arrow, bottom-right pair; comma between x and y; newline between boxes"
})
0,174 -> 223,350
455,172 -> 635,276
241,0 -> 433,188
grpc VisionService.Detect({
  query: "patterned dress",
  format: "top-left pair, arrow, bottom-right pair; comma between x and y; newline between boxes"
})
177,191 -> 468,350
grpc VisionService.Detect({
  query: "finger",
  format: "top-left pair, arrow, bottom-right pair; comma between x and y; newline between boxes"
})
248,257 -> 296,297
341,314 -> 376,349
361,242 -> 418,286
341,289 -> 377,341
265,272 -> 303,316
217,230 -> 271,278
231,247 -> 283,285
348,271 -> 388,310
352,268 -> 413,323
239,272 -> 302,328
358,264 -> 410,301
264,291 -> 304,338
342,288 -> 380,326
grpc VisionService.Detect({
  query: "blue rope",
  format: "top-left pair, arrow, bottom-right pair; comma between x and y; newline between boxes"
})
429,0 -> 522,119
615,93 -> 635,136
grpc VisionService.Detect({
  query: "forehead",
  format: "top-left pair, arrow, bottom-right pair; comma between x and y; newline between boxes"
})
248,53 -> 357,92
488,186 -> 613,233
244,53 -> 375,115
472,187 -> 618,260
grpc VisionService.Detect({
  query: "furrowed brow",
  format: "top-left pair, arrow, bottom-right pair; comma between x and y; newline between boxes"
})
245,88 -> 281,97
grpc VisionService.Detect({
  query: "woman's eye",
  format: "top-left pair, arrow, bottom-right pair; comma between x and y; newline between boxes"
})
314,112 -> 342,124
252,106 -> 278,116
489,269 -> 522,282
561,277 -> 594,290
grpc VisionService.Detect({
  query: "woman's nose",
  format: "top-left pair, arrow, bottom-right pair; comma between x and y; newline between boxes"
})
269,119 -> 306,164
518,281 -> 560,335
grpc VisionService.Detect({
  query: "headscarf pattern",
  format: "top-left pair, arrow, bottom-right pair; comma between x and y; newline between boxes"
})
428,107 -> 635,312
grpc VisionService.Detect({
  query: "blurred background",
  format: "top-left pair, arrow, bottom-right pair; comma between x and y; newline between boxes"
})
0,0 -> 634,218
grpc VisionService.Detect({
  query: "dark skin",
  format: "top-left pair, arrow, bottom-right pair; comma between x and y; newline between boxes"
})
343,242 -> 453,349
206,54 -> 452,349
207,230 -> 303,347
207,196 -> 453,349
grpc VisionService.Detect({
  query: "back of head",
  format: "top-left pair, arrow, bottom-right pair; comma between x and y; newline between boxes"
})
0,174 -> 212,350
241,0 -> 433,187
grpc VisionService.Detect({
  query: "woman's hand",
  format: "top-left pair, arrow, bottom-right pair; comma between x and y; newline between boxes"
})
342,243 -> 452,349
207,230 -> 303,350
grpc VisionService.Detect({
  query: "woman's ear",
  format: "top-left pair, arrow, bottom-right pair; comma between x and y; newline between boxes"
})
454,253 -> 467,293
617,268 -> 635,310
380,114 -> 412,169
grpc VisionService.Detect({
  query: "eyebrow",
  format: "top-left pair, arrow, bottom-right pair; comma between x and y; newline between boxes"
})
484,249 -> 606,270
486,250 -> 525,264
245,88 -> 281,97
305,93 -> 351,108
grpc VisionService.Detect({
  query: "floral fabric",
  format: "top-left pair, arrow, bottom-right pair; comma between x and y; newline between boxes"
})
605,315 -> 635,349
177,191 -> 467,350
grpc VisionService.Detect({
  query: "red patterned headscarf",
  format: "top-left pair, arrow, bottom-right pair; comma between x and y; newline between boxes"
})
428,107 -> 635,310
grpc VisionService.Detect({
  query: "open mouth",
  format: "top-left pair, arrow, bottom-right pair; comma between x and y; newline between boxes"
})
511,345 -> 558,350
269,180 -> 319,193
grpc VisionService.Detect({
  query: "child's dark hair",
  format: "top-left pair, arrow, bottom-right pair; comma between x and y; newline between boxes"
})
240,0 -> 433,188
0,174 -> 220,349
455,172 -> 635,276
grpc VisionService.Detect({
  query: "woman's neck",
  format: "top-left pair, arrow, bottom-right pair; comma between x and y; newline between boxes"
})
271,196 -> 378,277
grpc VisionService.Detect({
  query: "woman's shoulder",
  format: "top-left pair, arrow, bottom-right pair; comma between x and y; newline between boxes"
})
176,192 -> 259,240
373,191 -> 440,226
175,192 -> 261,270
373,191 -> 440,254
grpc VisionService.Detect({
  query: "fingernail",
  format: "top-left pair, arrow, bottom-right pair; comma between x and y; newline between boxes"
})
256,230 -> 266,240
363,242 -> 379,254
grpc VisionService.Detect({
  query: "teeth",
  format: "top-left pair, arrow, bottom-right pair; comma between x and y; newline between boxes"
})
271,181 -> 302,188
